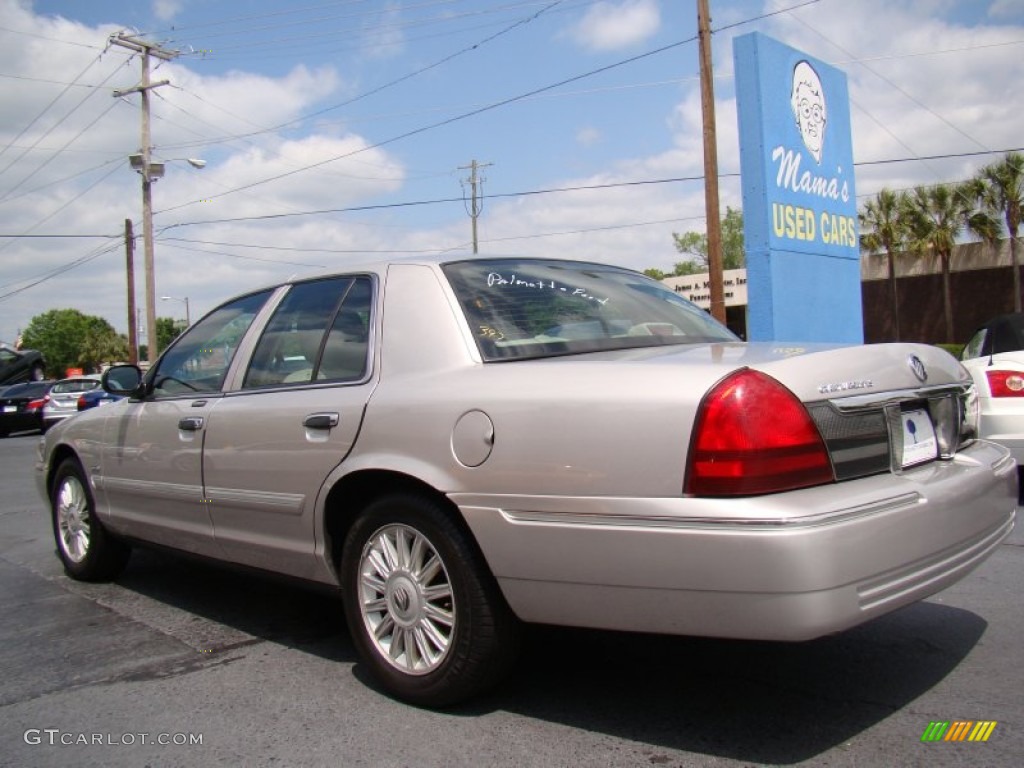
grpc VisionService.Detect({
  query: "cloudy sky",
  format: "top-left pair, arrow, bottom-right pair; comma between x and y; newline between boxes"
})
1,0 -> 1022,345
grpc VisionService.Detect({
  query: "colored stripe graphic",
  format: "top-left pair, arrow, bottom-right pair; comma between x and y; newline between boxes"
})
969,721 -> 997,742
921,720 -> 997,742
921,722 -> 949,742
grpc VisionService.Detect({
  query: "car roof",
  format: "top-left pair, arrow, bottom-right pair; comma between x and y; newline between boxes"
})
224,255 -> 643,305
972,313 -> 1024,355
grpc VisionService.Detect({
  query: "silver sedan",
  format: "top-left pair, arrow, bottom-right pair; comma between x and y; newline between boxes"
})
36,256 -> 1017,706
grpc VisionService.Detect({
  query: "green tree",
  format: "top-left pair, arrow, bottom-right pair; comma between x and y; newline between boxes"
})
671,207 -> 745,276
21,309 -> 123,375
643,268 -> 667,280
975,151 -> 1024,311
156,316 -> 183,354
859,188 -> 910,340
902,184 -> 998,343
79,328 -> 129,373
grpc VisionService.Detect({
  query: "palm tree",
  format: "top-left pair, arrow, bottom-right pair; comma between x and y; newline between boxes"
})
902,183 -> 998,343
859,189 -> 908,340
976,152 -> 1024,311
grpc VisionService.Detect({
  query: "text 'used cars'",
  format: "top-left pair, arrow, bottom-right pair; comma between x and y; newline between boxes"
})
36,257 -> 1017,706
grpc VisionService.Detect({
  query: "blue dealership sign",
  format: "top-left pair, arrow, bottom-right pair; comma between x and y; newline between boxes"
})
734,32 -> 861,342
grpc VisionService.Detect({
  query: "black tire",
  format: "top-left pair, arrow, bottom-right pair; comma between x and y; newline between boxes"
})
51,458 -> 130,581
341,493 -> 520,707
30,364 -> 44,381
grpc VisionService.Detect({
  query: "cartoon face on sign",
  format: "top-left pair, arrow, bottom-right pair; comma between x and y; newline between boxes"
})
790,60 -> 826,164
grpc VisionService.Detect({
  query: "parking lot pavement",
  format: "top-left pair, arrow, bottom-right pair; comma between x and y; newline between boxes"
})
1,434 -> 1021,767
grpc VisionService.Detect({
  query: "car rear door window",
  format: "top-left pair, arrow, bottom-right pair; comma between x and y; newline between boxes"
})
243,276 -> 372,389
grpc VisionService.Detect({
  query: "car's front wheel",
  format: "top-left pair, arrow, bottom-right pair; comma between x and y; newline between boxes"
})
30,364 -> 44,381
341,493 -> 520,707
51,458 -> 130,581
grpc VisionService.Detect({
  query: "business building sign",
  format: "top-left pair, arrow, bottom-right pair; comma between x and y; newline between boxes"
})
734,32 -> 861,342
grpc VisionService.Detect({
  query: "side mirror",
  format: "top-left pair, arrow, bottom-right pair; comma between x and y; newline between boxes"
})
101,364 -> 143,396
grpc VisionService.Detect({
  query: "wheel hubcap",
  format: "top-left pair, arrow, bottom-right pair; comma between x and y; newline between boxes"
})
56,475 -> 91,563
358,524 -> 455,675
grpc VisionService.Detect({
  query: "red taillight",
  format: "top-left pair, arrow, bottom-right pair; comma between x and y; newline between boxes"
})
685,369 -> 834,496
985,370 -> 1024,397
77,395 -> 87,410
27,396 -> 48,411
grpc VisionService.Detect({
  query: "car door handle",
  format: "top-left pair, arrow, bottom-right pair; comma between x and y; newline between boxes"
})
303,412 -> 339,430
178,417 -> 204,431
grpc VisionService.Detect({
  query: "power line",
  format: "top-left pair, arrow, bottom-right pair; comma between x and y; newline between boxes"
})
0,242 -> 120,300
151,0 -> 835,215
0,24 -> 104,50
3,147 -> 1020,242
0,98 -> 123,203
0,162 -> 123,255
156,35 -> 696,216
160,0 -> 568,153
0,51 -> 107,170
3,144 -> 1021,302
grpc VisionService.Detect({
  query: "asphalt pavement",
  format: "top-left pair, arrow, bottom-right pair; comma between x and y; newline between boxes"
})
0,432 -> 1021,767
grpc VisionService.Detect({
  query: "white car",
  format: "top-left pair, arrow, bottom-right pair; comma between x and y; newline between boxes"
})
960,314 -> 1024,470
41,377 -> 101,432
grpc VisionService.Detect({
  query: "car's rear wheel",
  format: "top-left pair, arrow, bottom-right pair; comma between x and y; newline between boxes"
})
51,458 -> 130,581
341,493 -> 520,707
30,364 -> 44,381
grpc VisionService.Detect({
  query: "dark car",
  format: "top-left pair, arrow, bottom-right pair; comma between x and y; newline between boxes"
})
77,388 -> 124,411
0,344 -> 46,385
0,380 -> 54,437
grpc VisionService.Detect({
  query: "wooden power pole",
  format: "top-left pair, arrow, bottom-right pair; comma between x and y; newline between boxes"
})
697,0 -> 726,324
109,32 -> 177,365
124,218 -> 138,364
459,159 -> 492,254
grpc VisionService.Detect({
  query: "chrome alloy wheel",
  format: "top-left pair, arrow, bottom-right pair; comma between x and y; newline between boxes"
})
56,474 -> 91,563
357,523 -> 455,675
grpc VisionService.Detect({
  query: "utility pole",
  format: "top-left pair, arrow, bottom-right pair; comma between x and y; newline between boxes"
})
124,219 -> 138,365
697,0 -> 726,324
459,159 -> 492,254
109,32 -> 177,366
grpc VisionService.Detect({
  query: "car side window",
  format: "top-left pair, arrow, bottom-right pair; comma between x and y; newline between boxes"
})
149,290 -> 273,399
243,276 -> 372,389
961,329 -> 987,360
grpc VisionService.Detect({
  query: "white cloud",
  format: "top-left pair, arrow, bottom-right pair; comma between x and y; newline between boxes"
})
153,0 -> 183,22
569,0 -> 661,52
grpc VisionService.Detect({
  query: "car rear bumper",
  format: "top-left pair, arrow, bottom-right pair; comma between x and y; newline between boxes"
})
978,407 -> 1024,463
452,439 -> 1017,640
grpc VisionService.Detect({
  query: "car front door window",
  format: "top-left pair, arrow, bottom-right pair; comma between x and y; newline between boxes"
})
150,290 -> 272,398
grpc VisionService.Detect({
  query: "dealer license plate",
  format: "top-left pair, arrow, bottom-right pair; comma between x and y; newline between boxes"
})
901,409 -> 938,467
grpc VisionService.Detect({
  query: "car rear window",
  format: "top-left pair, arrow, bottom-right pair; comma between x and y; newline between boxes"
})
442,258 -> 737,361
2,382 -> 51,398
52,380 -> 100,394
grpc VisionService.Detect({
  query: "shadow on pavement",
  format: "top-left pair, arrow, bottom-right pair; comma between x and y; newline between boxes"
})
109,547 -> 985,765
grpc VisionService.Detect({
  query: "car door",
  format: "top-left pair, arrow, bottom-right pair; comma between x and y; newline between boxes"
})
201,275 -> 375,579
98,289 -> 274,555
